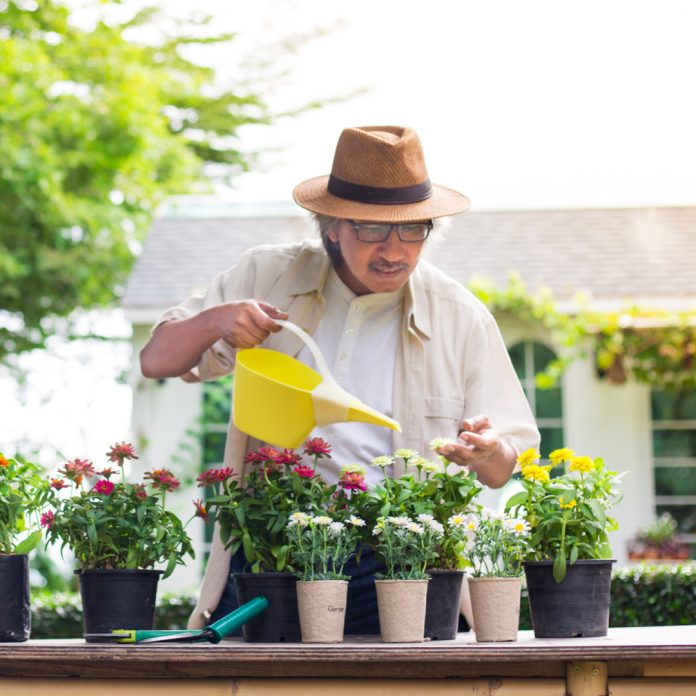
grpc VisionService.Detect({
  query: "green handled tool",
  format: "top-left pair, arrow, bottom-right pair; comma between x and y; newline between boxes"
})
84,595 -> 268,644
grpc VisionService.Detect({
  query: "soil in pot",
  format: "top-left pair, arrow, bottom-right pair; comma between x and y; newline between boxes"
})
424,569 -> 464,640
524,559 -> 615,638
0,554 -> 30,642
234,572 -> 301,642
77,568 -> 162,643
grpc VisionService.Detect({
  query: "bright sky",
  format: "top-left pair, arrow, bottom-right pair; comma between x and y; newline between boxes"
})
4,0 -> 696,466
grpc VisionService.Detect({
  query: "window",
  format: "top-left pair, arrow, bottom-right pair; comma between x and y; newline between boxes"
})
651,390 -> 696,545
508,341 -> 564,457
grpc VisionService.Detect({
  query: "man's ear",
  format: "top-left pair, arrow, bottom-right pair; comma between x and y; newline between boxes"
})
327,221 -> 340,244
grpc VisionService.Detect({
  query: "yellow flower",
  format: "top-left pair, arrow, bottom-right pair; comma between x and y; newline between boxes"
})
569,456 -> 594,474
549,447 -> 575,465
521,463 -> 552,484
559,496 -> 577,509
517,448 -> 541,468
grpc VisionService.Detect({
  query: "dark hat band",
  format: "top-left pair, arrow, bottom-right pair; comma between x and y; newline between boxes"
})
327,175 -> 433,205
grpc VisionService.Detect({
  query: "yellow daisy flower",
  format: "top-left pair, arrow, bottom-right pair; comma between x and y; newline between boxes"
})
549,447 -> 575,465
521,463 -> 552,484
559,496 -> 577,509
517,448 -> 541,468
569,456 -> 594,474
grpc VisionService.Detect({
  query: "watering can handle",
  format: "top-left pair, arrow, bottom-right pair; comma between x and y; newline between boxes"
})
274,319 -> 333,380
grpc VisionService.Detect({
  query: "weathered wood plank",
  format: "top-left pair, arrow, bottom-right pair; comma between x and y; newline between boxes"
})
567,661 -> 608,696
609,678 -> 696,695
0,679 -> 233,696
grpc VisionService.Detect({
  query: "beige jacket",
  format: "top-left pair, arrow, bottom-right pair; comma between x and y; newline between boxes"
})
156,239 -> 540,629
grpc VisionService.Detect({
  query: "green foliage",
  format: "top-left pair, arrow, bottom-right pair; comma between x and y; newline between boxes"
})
43,444 -> 194,578
30,589 -> 198,638
506,448 -> 623,582
0,1 -> 334,364
519,563 -> 696,629
469,274 -> 696,392
358,448 -> 482,570
0,453 -> 50,554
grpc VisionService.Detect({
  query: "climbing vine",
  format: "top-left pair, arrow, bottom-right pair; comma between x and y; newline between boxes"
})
469,275 -> 696,392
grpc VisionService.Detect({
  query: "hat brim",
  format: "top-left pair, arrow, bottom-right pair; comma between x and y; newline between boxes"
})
292,175 -> 471,222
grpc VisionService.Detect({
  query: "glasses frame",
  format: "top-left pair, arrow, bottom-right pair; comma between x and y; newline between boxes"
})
346,219 -> 434,243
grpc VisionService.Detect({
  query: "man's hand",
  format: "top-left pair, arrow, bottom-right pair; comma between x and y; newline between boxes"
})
436,415 -> 516,488
214,300 -> 288,349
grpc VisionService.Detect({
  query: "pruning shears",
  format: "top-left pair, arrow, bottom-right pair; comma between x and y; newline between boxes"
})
84,595 -> 268,644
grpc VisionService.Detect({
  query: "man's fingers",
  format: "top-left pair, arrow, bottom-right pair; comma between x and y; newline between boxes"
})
460,415 -> 491,433
459,431 -> 489,449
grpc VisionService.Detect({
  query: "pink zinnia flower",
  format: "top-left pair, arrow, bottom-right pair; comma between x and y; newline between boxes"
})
95,479 -> 115,496
339,470 -> 367,492
276,449 -> 302,466
98,467 -> 117,479
50,478 -> 67,490
144,468 -> 180,492
134,484 -> 148,500
303,438 -> 332,458
40,510 -> 55,528
193,499 -> 209,521
106,442 -> 139,463
292,464 -> 316,479
60,458 -> 96,481
256,446 -> 280,462
196,468 -> 235,487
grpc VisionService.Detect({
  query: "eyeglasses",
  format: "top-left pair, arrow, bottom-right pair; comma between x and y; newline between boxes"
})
347,220 -> 433,243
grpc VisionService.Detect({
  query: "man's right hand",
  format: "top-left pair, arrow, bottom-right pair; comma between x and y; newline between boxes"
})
214,300 -> 288,349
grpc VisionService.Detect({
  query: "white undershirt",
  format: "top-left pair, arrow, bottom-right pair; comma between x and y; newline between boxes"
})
297,267 -> 403,485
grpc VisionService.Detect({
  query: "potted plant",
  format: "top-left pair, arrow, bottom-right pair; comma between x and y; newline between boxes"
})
43,442 -> 195,642
200,437 -> 342,642
360,444 -> 482,640
286,511 -> 365,642
627,512 -> 690,561
505,447 -> 624,638
0,452 -> 49,642
459,508 -> 530,642
369,515 -> 443,643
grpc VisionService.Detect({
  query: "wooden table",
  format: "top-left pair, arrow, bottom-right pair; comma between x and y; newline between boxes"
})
2,626 -> 696,695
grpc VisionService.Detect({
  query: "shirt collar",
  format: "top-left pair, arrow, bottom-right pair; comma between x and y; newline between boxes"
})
405,263 -> 432,340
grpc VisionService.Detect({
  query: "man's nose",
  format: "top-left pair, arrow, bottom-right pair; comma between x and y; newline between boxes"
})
378,228 -> 405,259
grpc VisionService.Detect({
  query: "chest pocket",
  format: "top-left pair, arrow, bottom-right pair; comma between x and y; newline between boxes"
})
424,396 -> 465,426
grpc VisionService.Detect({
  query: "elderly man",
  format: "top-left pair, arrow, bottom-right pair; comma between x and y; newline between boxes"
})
140,125 -> 540,632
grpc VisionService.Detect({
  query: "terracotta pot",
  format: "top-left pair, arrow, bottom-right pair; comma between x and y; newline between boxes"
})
375,578 -> 428,643
296,580 -> 348,643
468,576 -> 522,642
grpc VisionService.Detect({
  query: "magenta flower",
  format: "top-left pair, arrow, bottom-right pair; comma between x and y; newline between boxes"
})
144,468 -> 180,492
292,464 -> 316,479
60,458 -> 96,482
339,470 -> 367,492
50,478 -> 67,490
40,510 -> 55,528
95,479 -> 115,496
303,438 -> 332,458
106,442 -> 139,463
134,484 -> 148,500
98,467 -> 117,480
196,467 -> 235,487
276,449 -> 302,466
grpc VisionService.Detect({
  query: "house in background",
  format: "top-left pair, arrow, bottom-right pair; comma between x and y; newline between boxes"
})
122,198 -> 696,592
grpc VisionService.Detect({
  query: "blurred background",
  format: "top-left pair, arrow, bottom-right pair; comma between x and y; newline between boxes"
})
2,0 -> 695,595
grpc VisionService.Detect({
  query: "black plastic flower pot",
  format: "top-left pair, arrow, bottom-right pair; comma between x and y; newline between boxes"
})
76,568 -> 162,643
234,571 -> 301,642
524,559 -> 615,638
0,554 -> 30,642
424,569 -> 464,640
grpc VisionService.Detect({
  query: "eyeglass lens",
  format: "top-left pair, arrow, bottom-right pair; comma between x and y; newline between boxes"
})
353,222 -> 431,242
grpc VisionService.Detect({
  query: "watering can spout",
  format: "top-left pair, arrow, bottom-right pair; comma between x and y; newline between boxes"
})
347,399 -> 401,432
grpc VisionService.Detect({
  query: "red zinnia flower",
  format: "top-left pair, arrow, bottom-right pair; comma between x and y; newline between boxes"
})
106,442 -> 139,463
144,468 -> 180,492
193,499 -> 209,521
95,479 -> 115,495
196,468 -> 235,487
98,467 -> 116,479
303,438 -> 332,458
292,464 -> 316,479
256,446 -> 280,462
40,511 -> 55,528
60,458 -> 96,481
0,454 -> 9,468
339,471 -> 367,492
50,478 -> 67,490
276,449 -> 302,466
134,484 -> 148,500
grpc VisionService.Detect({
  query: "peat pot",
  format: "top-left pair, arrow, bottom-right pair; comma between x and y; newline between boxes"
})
468,575 -> 522,642
77,568 -> 162,643
0,554 -> 30,642
375,578 -> 429,643
234,572 -> 301,642
424,569 -> 464,640
296,579 -> 348,643
524,559 -> 615,638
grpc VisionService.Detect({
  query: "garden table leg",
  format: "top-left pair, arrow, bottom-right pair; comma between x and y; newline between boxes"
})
566,661 -> 608,696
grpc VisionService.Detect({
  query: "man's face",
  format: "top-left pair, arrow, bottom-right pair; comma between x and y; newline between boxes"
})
327,220 -> 426,296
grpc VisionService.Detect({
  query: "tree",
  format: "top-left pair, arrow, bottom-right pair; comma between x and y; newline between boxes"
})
0,1 -> 337,365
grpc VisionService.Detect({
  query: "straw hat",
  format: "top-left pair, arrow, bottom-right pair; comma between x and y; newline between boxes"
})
292,125 -> 470,222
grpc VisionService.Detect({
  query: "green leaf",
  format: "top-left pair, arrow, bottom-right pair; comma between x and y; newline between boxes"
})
14,530 -> 42,555
504,491 -> 527,511
553,552 -> 567,583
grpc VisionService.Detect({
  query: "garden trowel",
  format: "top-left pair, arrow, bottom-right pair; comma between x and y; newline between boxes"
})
84,595 -> 268,644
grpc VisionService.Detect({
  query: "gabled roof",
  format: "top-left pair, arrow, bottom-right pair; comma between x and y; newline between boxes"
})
122,200 -> 696,321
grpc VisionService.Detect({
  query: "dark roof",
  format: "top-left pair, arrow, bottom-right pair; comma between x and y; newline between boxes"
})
122,202 -> 696,315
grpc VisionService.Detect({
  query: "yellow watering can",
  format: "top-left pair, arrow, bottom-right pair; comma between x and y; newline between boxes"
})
232,320 -> 401,449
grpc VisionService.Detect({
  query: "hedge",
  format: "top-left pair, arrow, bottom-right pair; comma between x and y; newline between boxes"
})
30,564 -> 696,637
